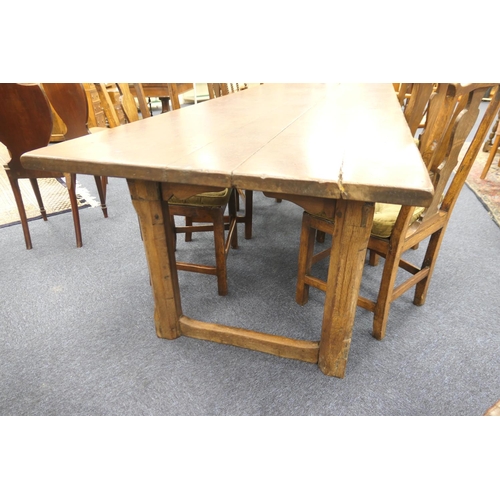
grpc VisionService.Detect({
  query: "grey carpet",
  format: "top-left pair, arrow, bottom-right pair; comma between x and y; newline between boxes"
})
1,170 -> 499,416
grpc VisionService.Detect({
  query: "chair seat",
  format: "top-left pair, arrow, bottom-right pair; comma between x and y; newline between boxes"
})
371,202 -> 425,238
169,188 -> 231,207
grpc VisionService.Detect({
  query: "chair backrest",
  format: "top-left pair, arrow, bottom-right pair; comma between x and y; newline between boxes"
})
94,83 -> 123,128
115,83 -> 150,122
131,83 -> 151,119
0,83 -> 53,172
398,83 -> 435,136
114,83 -> 139,123
207,83 -> 248,99
41,83 -> 90,140
403,83 -> 500,230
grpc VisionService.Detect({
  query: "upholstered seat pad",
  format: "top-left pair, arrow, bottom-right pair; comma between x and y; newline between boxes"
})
169,188 -> 231,207
371,202 -> 425,238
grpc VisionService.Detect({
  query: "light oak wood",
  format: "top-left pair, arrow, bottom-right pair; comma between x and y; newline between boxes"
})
128,179 -> 182,339
132,83 -> 151,119
116,83 -> 140,123
180,316 -> 319,363
94,83 -> 121,127
83,83 -> 107,128
21,84 -> 434,377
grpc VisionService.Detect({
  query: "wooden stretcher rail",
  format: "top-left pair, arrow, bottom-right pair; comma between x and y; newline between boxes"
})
179,316 -> 320,363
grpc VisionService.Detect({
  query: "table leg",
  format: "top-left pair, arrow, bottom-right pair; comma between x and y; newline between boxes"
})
318,199 -> 374,377
127,179 -> 182,340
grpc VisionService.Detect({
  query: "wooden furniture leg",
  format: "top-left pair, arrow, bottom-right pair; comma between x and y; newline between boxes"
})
480,133 -> 500,180
64,173 -> 83,248
127,179 -> 182,340
318,199 -> 374,377
8,176 -> 33,250
29,178 -> 48,221
244,189 -> 253,240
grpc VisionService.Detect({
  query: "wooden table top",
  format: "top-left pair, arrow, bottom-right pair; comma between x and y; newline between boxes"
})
22,83 -> 434,207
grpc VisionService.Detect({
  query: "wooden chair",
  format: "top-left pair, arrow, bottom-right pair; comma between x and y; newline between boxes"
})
168,188 -> 239,296
295,83 -> 500,340
203,83 -> 253,239
105,82 -> 238,295
161,83 -> 240,294
0,83 -> 85,249
41,83 -> 109,217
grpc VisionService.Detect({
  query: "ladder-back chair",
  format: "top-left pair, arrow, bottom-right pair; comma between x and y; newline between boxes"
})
0,83 -> 85,249
295,83 -> 500,340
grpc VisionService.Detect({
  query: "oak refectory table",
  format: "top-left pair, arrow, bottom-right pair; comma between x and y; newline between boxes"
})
21,83 -> 434,378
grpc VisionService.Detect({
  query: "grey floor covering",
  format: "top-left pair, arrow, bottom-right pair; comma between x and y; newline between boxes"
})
1,171 -> 499,416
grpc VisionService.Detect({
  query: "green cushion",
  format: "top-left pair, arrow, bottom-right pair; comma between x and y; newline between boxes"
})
371,203 -> 425,238
169,188 -> 231,207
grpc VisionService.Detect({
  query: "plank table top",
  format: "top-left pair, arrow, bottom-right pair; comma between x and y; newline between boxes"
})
22,83 -> 433,207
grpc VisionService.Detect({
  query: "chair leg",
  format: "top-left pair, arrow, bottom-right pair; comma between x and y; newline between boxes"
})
413,228 -> 446,306
8,177 -> 32,249
170,215 -> 177,251
185,216 -> 193,242
229,189 -> 238,250
372,244 -> 405,340
480,133 -> 500,179
315,230 -> 325,243
65,173 -> 83,248
296,212 -> 318,306
235,190 -> 241,211
244,189 -> 253,239
368,250 -> 380,266
212,209 -> 228,296
29,178 -> 48,221
94,175 -> 108,218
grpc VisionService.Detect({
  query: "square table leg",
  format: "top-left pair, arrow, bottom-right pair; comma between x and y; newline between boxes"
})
127,179 -> 182,340
318,199 -> 374,377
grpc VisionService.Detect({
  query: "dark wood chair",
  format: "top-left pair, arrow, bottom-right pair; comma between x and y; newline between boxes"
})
204,83 -> 253,239
41,83 -> 109,217
295,83 -> 500,340
0,83 -> 85,249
